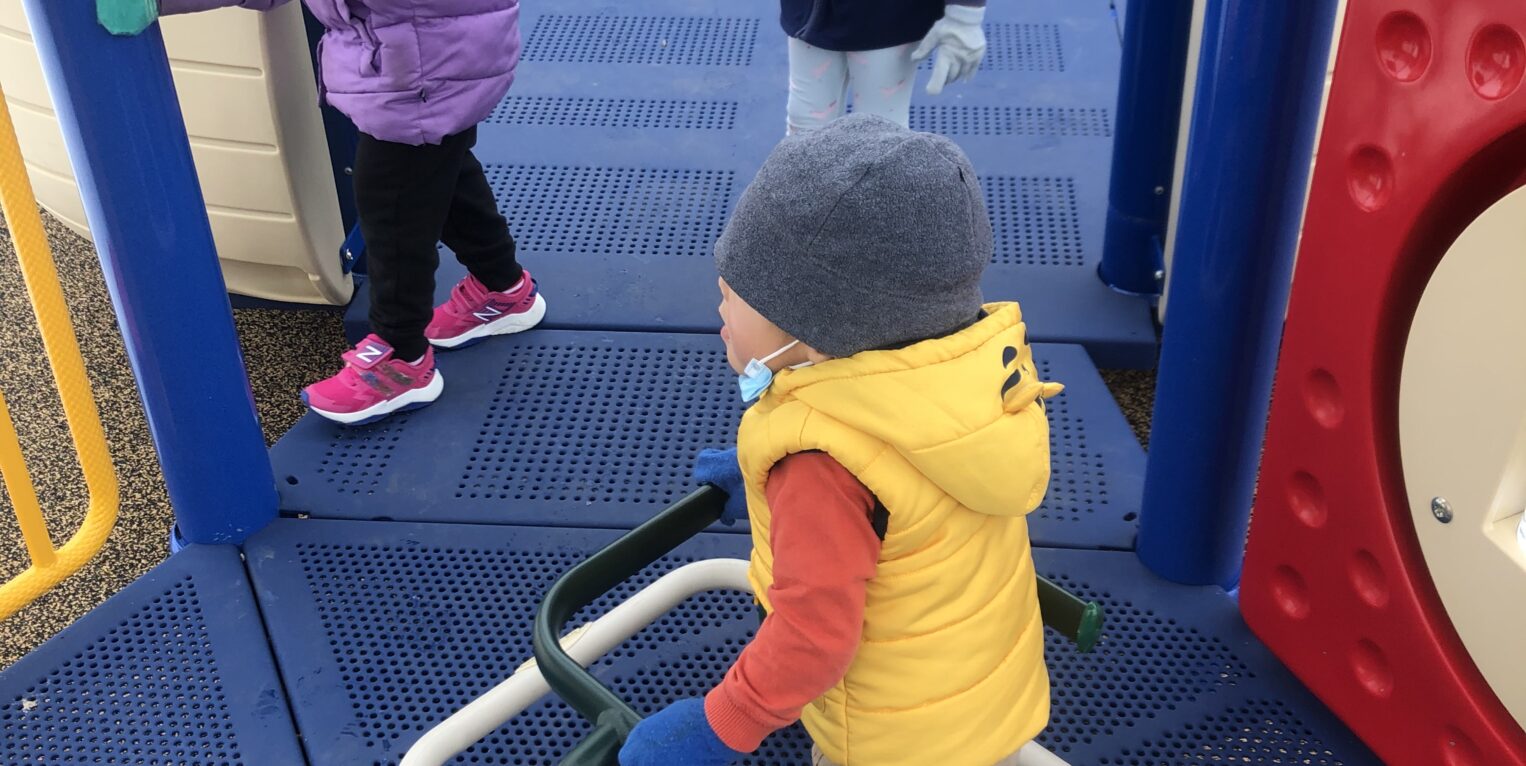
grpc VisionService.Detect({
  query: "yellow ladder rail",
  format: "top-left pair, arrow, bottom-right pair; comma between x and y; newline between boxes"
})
0,393 -> 54,570
0,82 -> 119,621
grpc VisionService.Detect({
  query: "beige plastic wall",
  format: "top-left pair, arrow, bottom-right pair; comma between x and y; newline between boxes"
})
1399,185 -> 1526,730
0,1 -> 352,305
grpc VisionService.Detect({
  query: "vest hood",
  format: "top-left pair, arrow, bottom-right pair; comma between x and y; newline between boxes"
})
765,302 -> 1062,517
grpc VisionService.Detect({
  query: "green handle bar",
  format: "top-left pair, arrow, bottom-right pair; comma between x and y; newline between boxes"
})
532,486 -> 1103,766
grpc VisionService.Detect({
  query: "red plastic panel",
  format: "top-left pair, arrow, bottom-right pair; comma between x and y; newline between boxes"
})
1240,2 -> 1526,765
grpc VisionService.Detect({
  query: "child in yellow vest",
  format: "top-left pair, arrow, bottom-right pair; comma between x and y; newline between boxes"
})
620,113 -> 1060,766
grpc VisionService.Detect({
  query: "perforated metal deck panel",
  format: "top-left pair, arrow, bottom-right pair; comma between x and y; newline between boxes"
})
1033,344 -> 1143,550
0,546 -> 305,766
246,518 -> 1379,766
270,335 -> 1142,550
343,0 -> 1157,368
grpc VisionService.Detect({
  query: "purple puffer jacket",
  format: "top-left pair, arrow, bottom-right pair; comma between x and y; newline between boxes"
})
160,0 -> 520,145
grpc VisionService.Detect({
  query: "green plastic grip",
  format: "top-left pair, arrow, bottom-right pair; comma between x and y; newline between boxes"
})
97,0 -> 159,36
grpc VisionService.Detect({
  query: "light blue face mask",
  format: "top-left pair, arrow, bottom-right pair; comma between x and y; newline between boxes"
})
738,340 -> 812,402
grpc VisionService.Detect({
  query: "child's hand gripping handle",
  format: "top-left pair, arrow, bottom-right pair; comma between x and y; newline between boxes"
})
691,448 -> 747,524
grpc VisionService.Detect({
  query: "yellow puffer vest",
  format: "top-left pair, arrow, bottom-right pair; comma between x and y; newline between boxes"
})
738,303 -> 1061,766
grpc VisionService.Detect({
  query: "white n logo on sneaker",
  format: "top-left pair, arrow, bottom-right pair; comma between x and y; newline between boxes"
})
473,305 -> 504,323
356,344 -> 386,364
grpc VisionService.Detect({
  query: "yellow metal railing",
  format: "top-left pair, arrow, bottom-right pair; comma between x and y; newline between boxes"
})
0,82 -> 119,620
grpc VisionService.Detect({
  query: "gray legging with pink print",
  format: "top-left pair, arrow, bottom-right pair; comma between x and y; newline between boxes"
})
786,38 -> 920,133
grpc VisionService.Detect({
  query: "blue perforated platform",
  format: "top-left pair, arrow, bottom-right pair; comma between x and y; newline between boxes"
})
0,2 -> 1390,764
0,546 -> 304,765
270,338 -> 1142,550
244,518 -> 1379,766
343,0 -> 1157,368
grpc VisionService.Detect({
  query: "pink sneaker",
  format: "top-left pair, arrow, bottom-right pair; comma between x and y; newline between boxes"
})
426,271 -> 546,349
301,335 -> 444,426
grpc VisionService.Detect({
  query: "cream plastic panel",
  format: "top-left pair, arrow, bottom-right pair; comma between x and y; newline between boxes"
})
0,1 -> 351,305
1399,185 -> 1526,729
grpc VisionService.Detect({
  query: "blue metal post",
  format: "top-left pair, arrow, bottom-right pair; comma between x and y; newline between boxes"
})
22,0 -> 278,545
1098,0 -> 1194,296
1135,0 -> 1339,588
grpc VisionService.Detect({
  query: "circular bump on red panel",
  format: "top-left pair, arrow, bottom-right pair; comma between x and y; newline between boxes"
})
1304,368 -> 1346,428
1375,12 -> 1432,82
1288,471 -> 1328,528
1440,726 -> 1483,766
1351,639 -> 1395,698
1468,24 -> 1526,100
1349,549 -> 1389,607
1347,146 -> 1395,212
1270,565 -> 1311,619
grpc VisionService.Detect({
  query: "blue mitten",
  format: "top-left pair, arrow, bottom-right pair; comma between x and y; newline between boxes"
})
619,698 -> 744,766
98,0 -> 159,36
693,448 -> 747,524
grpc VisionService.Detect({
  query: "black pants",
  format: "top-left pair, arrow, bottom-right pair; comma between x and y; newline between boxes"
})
355,126 -> 523,361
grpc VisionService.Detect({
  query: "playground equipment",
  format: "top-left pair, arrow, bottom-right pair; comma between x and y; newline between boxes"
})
1240,1 -> 1526,763
0,2 -> 353,305
1134,0 -> 1343,588
0,83 -> 117,620
401,490 -> 1097,766
0,0 -> 1519,764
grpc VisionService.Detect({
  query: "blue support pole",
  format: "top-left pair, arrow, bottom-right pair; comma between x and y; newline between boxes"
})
22,0 -> 278,545
1135,0 -> 1339,588
1097,0 -> 1194,296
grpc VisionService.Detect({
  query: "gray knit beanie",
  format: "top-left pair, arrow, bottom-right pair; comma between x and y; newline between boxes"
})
715,113 -> 991,358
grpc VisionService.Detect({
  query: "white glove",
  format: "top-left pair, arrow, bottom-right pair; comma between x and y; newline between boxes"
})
910,4 -> 987,96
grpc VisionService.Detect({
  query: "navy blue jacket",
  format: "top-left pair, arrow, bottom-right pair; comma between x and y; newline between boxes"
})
782,0 -> 952,52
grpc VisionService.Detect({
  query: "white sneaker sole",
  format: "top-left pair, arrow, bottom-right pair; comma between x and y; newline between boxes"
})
429,293 -> 548,349
309,369 -> 445,426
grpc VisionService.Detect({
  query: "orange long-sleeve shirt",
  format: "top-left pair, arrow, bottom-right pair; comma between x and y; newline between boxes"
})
703,451 -> 882,752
